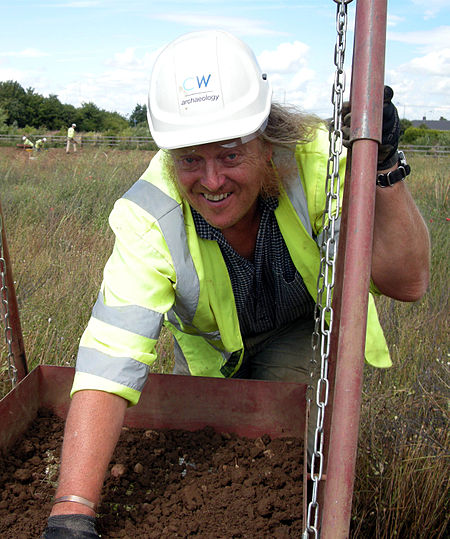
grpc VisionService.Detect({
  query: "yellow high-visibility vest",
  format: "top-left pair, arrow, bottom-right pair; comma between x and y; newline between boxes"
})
72,128 -> 390,405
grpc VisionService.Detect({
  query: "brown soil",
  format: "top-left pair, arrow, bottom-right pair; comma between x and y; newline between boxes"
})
0,410 -> 304,538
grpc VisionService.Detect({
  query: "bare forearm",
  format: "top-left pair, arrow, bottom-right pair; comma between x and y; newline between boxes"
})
51,390 -> 127,516
372,180 -> 430,301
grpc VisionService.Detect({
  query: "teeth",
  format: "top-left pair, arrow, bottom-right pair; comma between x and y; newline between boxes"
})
203,192 -> 230,201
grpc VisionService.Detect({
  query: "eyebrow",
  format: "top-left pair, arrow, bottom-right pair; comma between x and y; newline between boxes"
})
170,147 -> 197,157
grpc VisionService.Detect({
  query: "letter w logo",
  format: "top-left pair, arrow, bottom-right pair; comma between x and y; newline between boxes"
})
196,74 -> 211,88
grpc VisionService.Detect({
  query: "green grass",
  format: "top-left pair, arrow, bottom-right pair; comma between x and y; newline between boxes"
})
0,147 -> 448,536
0,148 -> 158,384
351,154 -> 449,538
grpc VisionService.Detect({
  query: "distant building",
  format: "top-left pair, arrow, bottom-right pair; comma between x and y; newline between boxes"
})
411,118 -> 450,131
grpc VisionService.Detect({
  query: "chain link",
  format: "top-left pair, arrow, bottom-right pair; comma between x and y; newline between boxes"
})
304,0 -> 351,536
0,214 -> 17,387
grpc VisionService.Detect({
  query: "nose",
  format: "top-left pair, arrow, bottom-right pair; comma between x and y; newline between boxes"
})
201,159 -> 226,191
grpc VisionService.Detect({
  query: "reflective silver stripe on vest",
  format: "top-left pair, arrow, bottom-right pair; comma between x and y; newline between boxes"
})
166,313 -> 222,341
92,291 -> 163,339
172,337 -> 191,375
122,179 -> 200,326
278,150 -> 341,253
77,346 -> 149,391
279,151 -> 313,237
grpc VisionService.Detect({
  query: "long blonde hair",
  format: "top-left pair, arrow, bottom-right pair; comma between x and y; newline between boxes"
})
259,102 -> 324,196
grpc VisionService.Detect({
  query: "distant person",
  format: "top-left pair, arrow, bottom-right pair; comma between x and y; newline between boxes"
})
66,124 -> 77,153
22,135 -> 34,149
35,137 -> 47,151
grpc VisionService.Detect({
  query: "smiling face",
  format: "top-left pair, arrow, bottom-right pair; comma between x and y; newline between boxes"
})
170,138 -> 273,232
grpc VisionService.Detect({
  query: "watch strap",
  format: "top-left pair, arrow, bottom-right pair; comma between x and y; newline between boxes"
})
377,150 -> 411,188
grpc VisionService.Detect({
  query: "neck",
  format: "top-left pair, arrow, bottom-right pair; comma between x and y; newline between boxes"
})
222,204 -> 261,260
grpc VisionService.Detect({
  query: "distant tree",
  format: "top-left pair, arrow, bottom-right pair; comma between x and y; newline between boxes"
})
0,106 -> 8,133
0,80 -> 28,126
37,94 -> 66,130
129,104 -> 147,126
24,87 -> 45,127
399,118 -> 412,137
62,103 -> 78,129
402,126 -> 450,146
0,80 -> 141,134
76,102 -> 104,132
102,111 -> 128,133
0,80 -> 25,100
439,116 -> 447,121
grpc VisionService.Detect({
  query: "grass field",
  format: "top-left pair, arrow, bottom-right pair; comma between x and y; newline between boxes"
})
0,146 -> 448,536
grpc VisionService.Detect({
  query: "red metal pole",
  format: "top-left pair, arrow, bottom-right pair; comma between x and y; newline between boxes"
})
0,199 -> 28,382
321,0 -> 387,536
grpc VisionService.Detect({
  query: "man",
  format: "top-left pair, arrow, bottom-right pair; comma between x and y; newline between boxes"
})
35,137 -> 47,151
43,30 -> 430,538
66,123 -> 77,153
22,135 -> 34,149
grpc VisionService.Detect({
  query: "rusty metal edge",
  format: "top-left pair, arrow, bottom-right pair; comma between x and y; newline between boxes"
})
1,365 -> 309,452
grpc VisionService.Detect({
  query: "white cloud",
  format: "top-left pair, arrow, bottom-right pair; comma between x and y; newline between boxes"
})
387,15 -> 404,28
407,48 -> 450,76
258,41 -> 310,74
385,25 -> 450,118
106,47 -> 141,69
151,13 -> 285,37
0,68 -> 29,81
388,26 -> 450,52
411,0 -> 449,20
110,48 -> 157,71
255,41 -> 335,115
55,50 -> 156,113
387,50 -> 450,121
57,75 -> 147,113
48,1 -> 102,7
0,48 -> 49,58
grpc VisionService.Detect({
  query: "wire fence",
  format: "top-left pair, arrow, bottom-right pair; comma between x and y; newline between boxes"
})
399,144 -> 450,155
0,133 -> 449,154
0,133 -> 157,151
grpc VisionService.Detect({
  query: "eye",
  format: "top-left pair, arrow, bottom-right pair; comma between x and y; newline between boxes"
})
177,155 -> 201,170
222,151 -> 242,166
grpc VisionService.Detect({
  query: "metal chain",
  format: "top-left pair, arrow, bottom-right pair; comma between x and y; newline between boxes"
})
304,0 -> 351,536
0,214 -> 17,387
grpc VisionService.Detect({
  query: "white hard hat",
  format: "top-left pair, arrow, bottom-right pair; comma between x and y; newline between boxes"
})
22,136 -> 26,140
147,30 -> 272,149
72,123 -> 76,127
43,138 -> 47,142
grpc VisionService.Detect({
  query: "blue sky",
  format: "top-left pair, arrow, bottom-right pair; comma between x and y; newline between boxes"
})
1,0 -> 449,121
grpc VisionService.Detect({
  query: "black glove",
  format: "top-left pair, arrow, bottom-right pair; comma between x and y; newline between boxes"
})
378,85 -> 400,170
341,85 -> 400,170
41,514 -> 100,538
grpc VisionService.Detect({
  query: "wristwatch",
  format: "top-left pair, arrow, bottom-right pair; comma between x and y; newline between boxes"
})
376,150 -> 411,188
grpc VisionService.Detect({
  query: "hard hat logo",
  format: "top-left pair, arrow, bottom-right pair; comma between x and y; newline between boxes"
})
179,72 -> 221,112
180,94 -> 220,107
182,74 -> 212,92
148,29 -> 272,149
